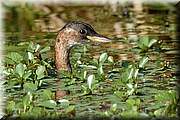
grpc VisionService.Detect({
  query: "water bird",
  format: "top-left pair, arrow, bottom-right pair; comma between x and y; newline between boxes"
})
55,21 -> 111,99
55,21 -> 111,72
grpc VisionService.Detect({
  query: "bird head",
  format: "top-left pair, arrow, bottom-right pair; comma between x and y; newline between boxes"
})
57,21 -> 111,48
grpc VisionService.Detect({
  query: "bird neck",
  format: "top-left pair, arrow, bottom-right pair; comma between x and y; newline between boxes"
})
55,37 -> 72,72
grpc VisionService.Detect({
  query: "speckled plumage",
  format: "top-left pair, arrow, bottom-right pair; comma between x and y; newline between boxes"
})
55,21 -> 111,72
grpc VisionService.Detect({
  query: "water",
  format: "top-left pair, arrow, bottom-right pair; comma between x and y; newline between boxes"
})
4,3 -> 177,117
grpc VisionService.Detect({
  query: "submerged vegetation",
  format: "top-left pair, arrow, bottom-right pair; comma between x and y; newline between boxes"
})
2,2 -> 178,120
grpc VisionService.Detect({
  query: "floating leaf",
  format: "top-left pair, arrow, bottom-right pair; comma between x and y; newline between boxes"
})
17,41 -> 30,46
29,107 -> 45,118
27,52 -> 34,61
139,56 -> 149,68
154,108 -> 164,117
141,36 -> 149,47
58,99 -> 70,108
134,69 -> 139,79
114,91 -> 124,98
34,44 -> 41,52
39,100 -> 57,109
77,60 -> 82,64
36,65 -> 45,79
15,63 -> 26,77
28,42 -> 35,52
138,36 -> 157,52
148,39 -> 157,48
138,36 -> 147,49
58,99 -> 69,103
99,53 -> 108,63
155,90 -> 176,102
6,101 -> 15,115
108,56 -> 114,63
110,103 -> 117,112
127,68 -> 134,80
98,65 -> 104,75
126,99 -> 135,108
87,74 -> 95,90
83,71 -> 87,79
65,106 -> 75,114
42,89 -> 53,100
127,83 -> 133,89
86,65 -> 97,69
40,46 -> 50,53
22,92 -> 33,106
23,70 -> 32,80
6,52 -> 23,64
23,82 -> 37,92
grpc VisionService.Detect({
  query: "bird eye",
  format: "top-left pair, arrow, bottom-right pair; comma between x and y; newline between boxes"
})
80,29 -> 87,34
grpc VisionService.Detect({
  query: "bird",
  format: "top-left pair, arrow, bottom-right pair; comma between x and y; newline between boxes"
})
54,21 -> 111,99
55,21 -> 111,72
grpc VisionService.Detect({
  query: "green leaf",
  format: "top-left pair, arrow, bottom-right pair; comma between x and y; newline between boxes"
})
83,71 -> 87,79
126,98 -> 136,107
141,36 -> 149,47
98,65 -> 104,75
85,65 -> 97,69
65,106 -> 75,114
137,42 -> 144,50
127,83 -> 133,89
114,91 -> 125,98
28,42 -> 35,52
58,99 -> 70,108
127,68 -> 134,80
23,70 -> 32,80
15,63 -> 26,77
110,104 -> 117,112
81,85 -> 89,94
127,89 -> 135,96
108,56 -> 114,63
6,52 -> 23,64
36,65 -> 45,79
138,36 -> 149,50
28,42 -> 40,52
99,53 -> 108,63
155,90 -> 176,102
42,89 -> 53,100
29,107 -> 45,118
39,100 -> 57,109
87,74 -> 95,90
23,82 -> 37,92
121,71 -> 129,83
27,52 -> 34,61
7,101 -> 15,114
7,78 -> 20,87
22,92 -> 33,106
134,69 -> 139,79
34,44 -> 41,52
40,46 -> 50,53
139,56 -> 149,68
148,39 -> 157,48
154,108 -> 164,116
17,41 -> 30,46
138,38 -> 144,49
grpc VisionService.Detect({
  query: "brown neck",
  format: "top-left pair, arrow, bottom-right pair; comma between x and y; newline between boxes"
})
55,35 -> 72,72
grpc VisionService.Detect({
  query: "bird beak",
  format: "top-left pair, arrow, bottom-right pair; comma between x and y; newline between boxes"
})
87,34 -> 111,43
